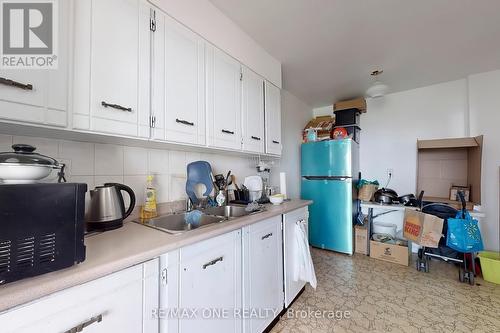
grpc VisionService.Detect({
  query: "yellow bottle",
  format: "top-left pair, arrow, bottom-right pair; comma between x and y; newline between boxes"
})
140,175 -> 158,219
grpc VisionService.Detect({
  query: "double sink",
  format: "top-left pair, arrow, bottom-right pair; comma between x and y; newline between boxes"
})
136,205 -> 263,234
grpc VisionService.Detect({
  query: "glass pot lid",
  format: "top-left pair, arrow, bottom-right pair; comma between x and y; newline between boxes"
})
0,144 -> 59,167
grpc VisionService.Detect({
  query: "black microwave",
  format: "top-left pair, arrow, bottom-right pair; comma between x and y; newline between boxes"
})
0,183 -> 87,285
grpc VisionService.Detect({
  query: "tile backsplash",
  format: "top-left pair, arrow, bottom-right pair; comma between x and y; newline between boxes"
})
0,133 -> 260,207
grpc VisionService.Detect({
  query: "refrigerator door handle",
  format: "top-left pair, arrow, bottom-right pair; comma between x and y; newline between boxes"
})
303,176 -> 351,181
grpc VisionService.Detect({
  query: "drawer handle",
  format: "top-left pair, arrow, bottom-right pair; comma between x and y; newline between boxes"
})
176,118 -> 195,126
202,256 -> 224,269
64,314 -> 103,333
296,219 -> 305,225
0,77 -> 33,90
272,140 -> 280,144
101,101 -> 132,112
261,232 -> 273,240
222,129 -> 235,135
251,136 -> 261,141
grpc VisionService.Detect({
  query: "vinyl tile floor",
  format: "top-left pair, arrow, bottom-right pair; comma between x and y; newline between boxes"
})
271,248 -> 500,333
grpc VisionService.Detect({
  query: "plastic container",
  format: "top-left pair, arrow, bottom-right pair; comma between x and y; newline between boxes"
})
334,109 -> 360,126
478,251 -> 500,284
140,175 -> 157,219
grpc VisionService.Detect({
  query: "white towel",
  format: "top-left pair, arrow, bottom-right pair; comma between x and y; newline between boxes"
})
292,220 -> 317,289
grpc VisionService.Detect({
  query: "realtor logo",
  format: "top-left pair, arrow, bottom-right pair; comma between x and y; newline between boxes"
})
1,0 -> 58,69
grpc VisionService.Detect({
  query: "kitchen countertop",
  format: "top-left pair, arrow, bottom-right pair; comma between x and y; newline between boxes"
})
0,199 -> 312,313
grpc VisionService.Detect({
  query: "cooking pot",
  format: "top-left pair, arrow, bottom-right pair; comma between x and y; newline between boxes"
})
0,144 -> 66,184
374,188 -> 398,204
398,194 -> 416,205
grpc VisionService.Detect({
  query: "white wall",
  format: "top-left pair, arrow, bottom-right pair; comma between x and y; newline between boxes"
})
361,79 -> 468,194
0,133 -> 257,207
270,90 -> 312,199
151,0 -> 282,88
468,69 -> 500,252
312,105 -> 333,117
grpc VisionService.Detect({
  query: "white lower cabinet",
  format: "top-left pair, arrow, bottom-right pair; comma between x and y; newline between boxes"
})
0,260 -> 158,333
178,230 -> 242,333
283,208 -> 309,308
242,216 -> 284,333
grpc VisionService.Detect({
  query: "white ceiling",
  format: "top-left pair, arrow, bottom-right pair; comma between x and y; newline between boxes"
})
210,0 -> 500,107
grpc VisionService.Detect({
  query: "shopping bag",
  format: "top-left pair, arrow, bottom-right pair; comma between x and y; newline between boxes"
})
403,209 -> 444,248
446,211 -> 484,253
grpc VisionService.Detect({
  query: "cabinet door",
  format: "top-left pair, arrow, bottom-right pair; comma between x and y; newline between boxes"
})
206,46 -> 242,150
283,207 -> 308,308
73,0 -> 151,137
241,67 -> 265,154
0,0 -> 70,127
164,15 -> 206,145
179,230 -> 242,333
264,81 -> 282,155
159,250 -> 180,333
243,216 -> 283,333
0,264 -> 146,333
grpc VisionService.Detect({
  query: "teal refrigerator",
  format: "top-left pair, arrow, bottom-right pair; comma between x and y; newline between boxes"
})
301,140 -> 359,254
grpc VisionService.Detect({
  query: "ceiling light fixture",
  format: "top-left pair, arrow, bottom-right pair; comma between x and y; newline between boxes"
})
366,70 -> 389,98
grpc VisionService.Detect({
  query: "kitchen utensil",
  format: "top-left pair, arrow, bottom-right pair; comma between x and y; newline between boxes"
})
0,183 -> 87,285
225,170 -> 231,186
185,161 -> 214,205
244,175 -> 263,202
398,193 -> 416,205
86,183 -> 136,231
231,175 -> 239,191
0,144 -> 66,184
373,188 -> 398,204
269,194 -> 284,205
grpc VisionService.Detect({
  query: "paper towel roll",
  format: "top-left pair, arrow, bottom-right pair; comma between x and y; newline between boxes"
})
279,172 -> 287,199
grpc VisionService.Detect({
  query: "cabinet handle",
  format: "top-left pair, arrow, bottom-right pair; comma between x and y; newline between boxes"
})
272,140 -> 280,144
101,101 -> 132,112
261,232 -> 273,240
202,256 -> 224,269
0,77 -> 33,90
176,118 -> 195,126
64,314 -> 103,333
221,129 -> 235,135
251,136 -> 261,141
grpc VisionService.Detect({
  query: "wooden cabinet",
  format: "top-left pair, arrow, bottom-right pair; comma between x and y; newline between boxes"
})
264,81 -> 282,156
0,261 -> 158,333
241,66 -> 265,154
283,208 -> 308,308
151,10 -> 206,145
72,0 -> 151,138
179,230 -> 242,333
206,45 -> 242,150
242,216 -> 283,333
0,0 -> 70,128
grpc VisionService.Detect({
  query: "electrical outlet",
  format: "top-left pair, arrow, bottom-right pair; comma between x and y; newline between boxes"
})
387,168 -> 394,178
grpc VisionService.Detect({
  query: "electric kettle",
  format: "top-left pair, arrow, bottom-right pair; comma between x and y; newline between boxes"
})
86,183 -> 136,231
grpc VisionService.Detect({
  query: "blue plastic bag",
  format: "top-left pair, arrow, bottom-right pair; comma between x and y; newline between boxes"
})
446,211 -> 484,253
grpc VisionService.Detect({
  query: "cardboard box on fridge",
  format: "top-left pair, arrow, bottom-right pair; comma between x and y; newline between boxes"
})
403,209 -> 444,248
370,240 -> 410,266
354,225 -> 368,255
303,116 -> 335,141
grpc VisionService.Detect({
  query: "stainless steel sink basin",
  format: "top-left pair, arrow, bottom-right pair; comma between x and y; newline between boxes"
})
136,212 -> 225,234
203,205 -> 261,218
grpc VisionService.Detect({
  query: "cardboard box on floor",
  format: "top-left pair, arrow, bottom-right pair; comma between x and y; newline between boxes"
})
370,241 -> 410,266
417,136 -> 483,209
354,225 -> 368,255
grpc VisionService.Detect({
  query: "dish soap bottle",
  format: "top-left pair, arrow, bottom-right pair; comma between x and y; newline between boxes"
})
140,175 -> 158,219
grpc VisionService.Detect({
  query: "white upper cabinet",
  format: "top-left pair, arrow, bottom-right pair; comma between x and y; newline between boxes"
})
206,45 -> 242,150
72,0 -> 151,138
241,66 -> 265,154
0,0 -> 70,128
264,81 -> 282,156
152,10 -> 206,145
